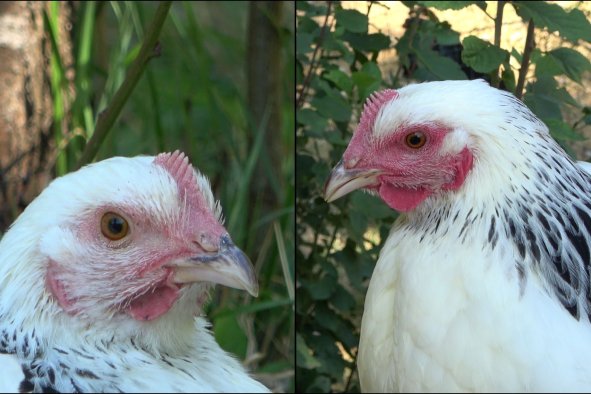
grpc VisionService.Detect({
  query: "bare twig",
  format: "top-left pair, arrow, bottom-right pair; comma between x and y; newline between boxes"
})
343,348 -> 359,392
515,19 -> 535,99
76,1 -> 172,169
296,1 -> 333,109
366,1 -> 374,16
491,1 -> 506,88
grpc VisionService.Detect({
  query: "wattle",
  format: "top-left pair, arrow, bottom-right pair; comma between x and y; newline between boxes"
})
128,285 -> 180,321
378,183 -> 432,212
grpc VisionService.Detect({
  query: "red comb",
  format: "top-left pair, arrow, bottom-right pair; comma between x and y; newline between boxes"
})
154,150 -> 199,203
358,89 -> 399,135
342,89 -> 399,162
153,150 -> 227,256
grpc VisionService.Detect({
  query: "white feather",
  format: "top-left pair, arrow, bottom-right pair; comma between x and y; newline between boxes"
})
356,80 -> 591,392
0,154 -> 268,392
0,353 -> 23,393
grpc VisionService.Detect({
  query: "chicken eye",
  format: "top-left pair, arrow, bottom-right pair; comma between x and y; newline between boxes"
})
405,132 -> 427,149
101,212 -> 129,240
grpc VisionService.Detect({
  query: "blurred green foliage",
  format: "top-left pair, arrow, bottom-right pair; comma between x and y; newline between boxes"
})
296,1 -> 591,392
46,1 -> 293,391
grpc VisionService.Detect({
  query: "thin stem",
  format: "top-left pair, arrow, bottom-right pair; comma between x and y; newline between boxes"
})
296,1 -> 332,109
76,1 -> 172,169
324,223 -> 339,257
515,19 -> 535,99
572,111 -> 589,130
343,348 -> 359,392
308,226 -> 320,261
491,0 -> 506,88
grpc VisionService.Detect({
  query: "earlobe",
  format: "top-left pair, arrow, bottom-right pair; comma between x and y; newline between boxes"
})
443,148 -> 474,191
46,260 -> 76,313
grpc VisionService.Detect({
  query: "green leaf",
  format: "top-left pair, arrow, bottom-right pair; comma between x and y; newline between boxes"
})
501,65 -> 516,92
307,375 -> 332,392
434,25 -> 461,46
307,329 -> 347,380
526,76 -> 579,109
212,298 -> 293,319
296,153 -> 316,184
323,32 -> 355,63
295,1 -> 312,11
258,360 -> 293,374
324,69 -> 354,93
417,1 -> 486,10
513,2 -> 591,43
352,61 -> 382,100
524,76 -> 579,122
323,34 -> 355,65
511,47 -> 523,63
296,108 -> 328,138
314,304 -> 358,349
335,9 -> 368,33
297,15 -> 320,34
297,108 -> 327,129
351,192 -> 392,220
297,32 -> 314,54
296,333 -> 322,369
296,1 -> 327,17
524,92 -> 562,120
415,46 -> 467,80
534,52 -> 564,78
461,35 -> 509,73
301,274 -> 337,300
342,31 -> 391,52
213,315 -> 247,359
330,285 -> 356,312
332,241 -> 376,291
349,210 -> 368,240
546,48 -> 591,84
311,95 -> 352,123
543,118 -> 585,141
123,43 -> 141,66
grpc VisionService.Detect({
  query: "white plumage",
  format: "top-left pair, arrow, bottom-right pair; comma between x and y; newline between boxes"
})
0,151 -> 269,392
325,80 -> 591,391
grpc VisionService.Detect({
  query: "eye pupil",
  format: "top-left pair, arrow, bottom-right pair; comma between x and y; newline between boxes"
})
101,212 -> 129,240
405,132 -> 426,148
108,217 -> 124,234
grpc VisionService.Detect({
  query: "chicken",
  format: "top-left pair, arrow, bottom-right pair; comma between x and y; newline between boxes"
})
324,79 -> 591,392
0,150 -> 269,392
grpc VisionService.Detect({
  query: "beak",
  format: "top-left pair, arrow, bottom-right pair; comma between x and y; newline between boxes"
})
171,235 -> 259,297
324,159 -> 382,202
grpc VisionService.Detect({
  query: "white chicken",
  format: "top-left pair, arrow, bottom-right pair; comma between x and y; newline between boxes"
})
325,79 -> 591,392
0,150 -> 269,392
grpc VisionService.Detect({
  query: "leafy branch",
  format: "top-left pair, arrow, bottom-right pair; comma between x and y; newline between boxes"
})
296,1 -> 333,109
76,1 -> 172,169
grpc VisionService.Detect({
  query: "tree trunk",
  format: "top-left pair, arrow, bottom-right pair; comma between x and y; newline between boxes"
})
0,1 -> 73,232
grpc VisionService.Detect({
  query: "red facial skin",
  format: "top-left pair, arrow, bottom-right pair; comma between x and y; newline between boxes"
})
342,92 -> 474,212
46,152 -> 228,322
45,201 -> 212,321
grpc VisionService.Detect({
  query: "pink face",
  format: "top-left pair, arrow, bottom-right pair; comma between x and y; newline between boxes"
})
44,152 -> 247,322
325,90 -> 473,212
